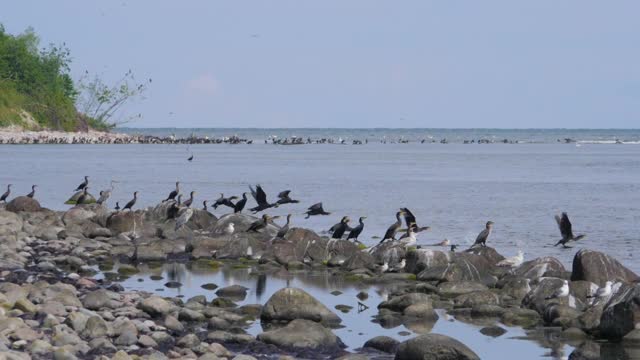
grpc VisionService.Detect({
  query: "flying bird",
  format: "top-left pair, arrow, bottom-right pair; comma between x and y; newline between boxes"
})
276,190 -> 300,205
249,185 -> 278,213
554,212 -> 586,248
305,203 -> 331,218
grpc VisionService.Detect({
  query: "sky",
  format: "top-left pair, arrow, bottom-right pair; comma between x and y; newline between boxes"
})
1,1 -> 639,128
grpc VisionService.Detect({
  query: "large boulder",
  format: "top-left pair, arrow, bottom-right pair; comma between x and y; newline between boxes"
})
464,246 -> 505,265
187,209 -> 217,230
371,242 -> 407,268
6,196 -> 41,212
216,234 -> 267,260
261,287 -> 342,325
522,278 -> 582,315
341,251 -> 376,271
571,249 -> 639,286
62,204 -> 108,225
257,319 -> 344,351
106,211 -> 144,235
378,293 -> 433,313
0,210 -> 23,236
598,283 -> 640,340
394,334 -> 480,360
406,249 -> 450,274
65,191 -> 97,205
138,296 -> 174,317
515,257 -> 566,280
418,252 -> 497,285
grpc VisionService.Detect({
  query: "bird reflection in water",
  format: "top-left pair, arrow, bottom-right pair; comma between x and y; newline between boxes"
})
255,274 -> 266,301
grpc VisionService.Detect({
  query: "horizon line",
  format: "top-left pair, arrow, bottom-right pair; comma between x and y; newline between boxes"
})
117,126 -> 640,130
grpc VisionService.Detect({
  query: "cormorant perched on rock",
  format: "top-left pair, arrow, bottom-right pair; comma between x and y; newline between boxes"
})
0,184 -> 11,203
74,176 -> 89,192
346,216 -> 366,242
329,216 -> 350,232
554,212 -> 585,248
234,193 -> 248,213
276,190 -> 300,205
401,208 -> 431,232
76,187 -> 90,205
115,202 -> 120,211
471,221 -> 494,248
164,182 -> 180,202
379,210 -> 405,243
167,194 -> 182,219
213,193 -> 238,209
305,203 -> 330,218
202,200 -> 209,211
249,185 -> 278,213
27,185 -> 37,198
331,216 -> 351,239
123,191 -> 138,211
450,244 -> 458,252
247,214 -> 277,233
175,208 -> 194,231
276,214 -> 292,239
183,191 -> 196,208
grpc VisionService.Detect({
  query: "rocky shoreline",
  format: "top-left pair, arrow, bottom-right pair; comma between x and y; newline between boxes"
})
1,196 -> 640,359
0,130 -> 251,145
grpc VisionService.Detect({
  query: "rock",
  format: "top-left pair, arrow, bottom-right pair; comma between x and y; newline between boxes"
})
363,335 -> 400,353
201,283 -> 218,291
112,350 -> 133,360
179,308 -> 206,322
379,293 -> 432,312
106,211 -> 144,234
261,287 -> 342,325
464,246 -> 505,265
115,330 -> 138,346
65,312 -> 89,332
403,303 -> 438,319
83,289 -> 122,310
257,319 -> 344,351
216,285 -> 248,299
28,339 -> 52,355
138,334 -> 159,348
177,333 -> 201,348
438,281 -> 488,298
470,304 -> 506,317
500,308 -> 541,328
521,278 -> 579,314
53,348 -> 78,360
164,281 -> 181,288
394,333 -> 480,360
480,325 -> 506,337
13,298 -> 37,313
598,283 -> 640,340
6,196 -> 41,212
497,277 -> 531,303
563,327 -> 588,340
515,256 -> 566,280
543,304 -> 581,326
138,296 -> 173,317
341,251 -> 376,271
569,341 -> 600,360
453,291 -> 499,308
164,315 -> 184,332
81,316 -> 109,338
571,249 -> 639,286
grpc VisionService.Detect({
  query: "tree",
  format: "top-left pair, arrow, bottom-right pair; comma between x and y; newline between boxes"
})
76,70 -> 151,129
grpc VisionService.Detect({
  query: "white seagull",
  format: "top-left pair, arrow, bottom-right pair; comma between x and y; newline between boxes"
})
587,281 -> 613,302
545,280 -> 569,300
224,222 -> 235,235
497,250 -> 524,268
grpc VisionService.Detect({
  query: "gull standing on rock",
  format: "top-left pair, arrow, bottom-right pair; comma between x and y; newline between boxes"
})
224,222 -> 235,235
545,280 -> 570,300
0,184 -> 11,203
587,281 -> 613,303
497,250 -> 524,268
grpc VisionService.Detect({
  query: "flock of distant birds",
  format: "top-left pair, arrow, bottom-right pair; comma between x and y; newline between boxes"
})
1,175 -> 587,271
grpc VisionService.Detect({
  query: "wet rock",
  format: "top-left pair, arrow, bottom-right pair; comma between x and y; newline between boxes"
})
417,252 -> 497,285
563,327 -> 588,340
453,291 -> 499,308
201,283 -> 218,291
177,333 -> 201,348
164,315 -> 184,332
480,325 -> 507,337
379,293 -> 432,312
81,316 -> 109,338
464,246 -> 505,265
216,285 -> 248,299
500,308 -> 541,328
470,304 -> 506,317
569,341 -> 600,360
357,291 -> 368,301
138,296 -> 173,317
257,319 -> 344,351
370,242 -> 407,268
438,281 -> 488,298
515,256 -> 566,280
164,281 -> 182,288
571,249 -> 640,286
341,251 -> 376,272
261,287 -> 342,325
403,303 -> 438,319
394,333 -> 480,360
543,304 -> 581,327
598,283 -> 640,340
83,289 -> 122,310
497,277 -> 531,303
522,278 -> 581,315
6,196 -> 41,212
179,308 -> 206,322
138,334 -> 158,348
363,335 -> 400,353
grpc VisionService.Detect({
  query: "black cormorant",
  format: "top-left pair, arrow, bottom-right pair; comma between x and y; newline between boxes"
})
305,203 -> 330,218
234,193 -> 248,213
115,202 -> 120,211
74,176 -> 89,192
471,221 -> 494,248
123,191 -> 138,211
183,191 -> 195,208
331,216 -> 351,239
164,182 -> 180,202
27,185 -> 37,198
346,216 -> 366,242
202,200 -> 208,211
188,154 -> 194,162
213,193 -> 238,210
167,194 -> 182,219
76,187 -> 90,205
276,190 -> 300,205
0,184 -> 11,203
276,214 -> 292,239
554,212 -> 585,248
379,210 -> 405,243
247,214 -> 277,233
401,208 -> 431,232
249,185 -> 278,213
450,244 -> 458,252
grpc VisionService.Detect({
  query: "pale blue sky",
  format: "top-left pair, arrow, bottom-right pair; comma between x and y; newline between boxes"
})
2,1 -> 639,128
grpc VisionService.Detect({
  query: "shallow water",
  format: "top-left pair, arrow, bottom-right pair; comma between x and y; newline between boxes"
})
105,262 -> 576,359
1,142 -> 639,272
